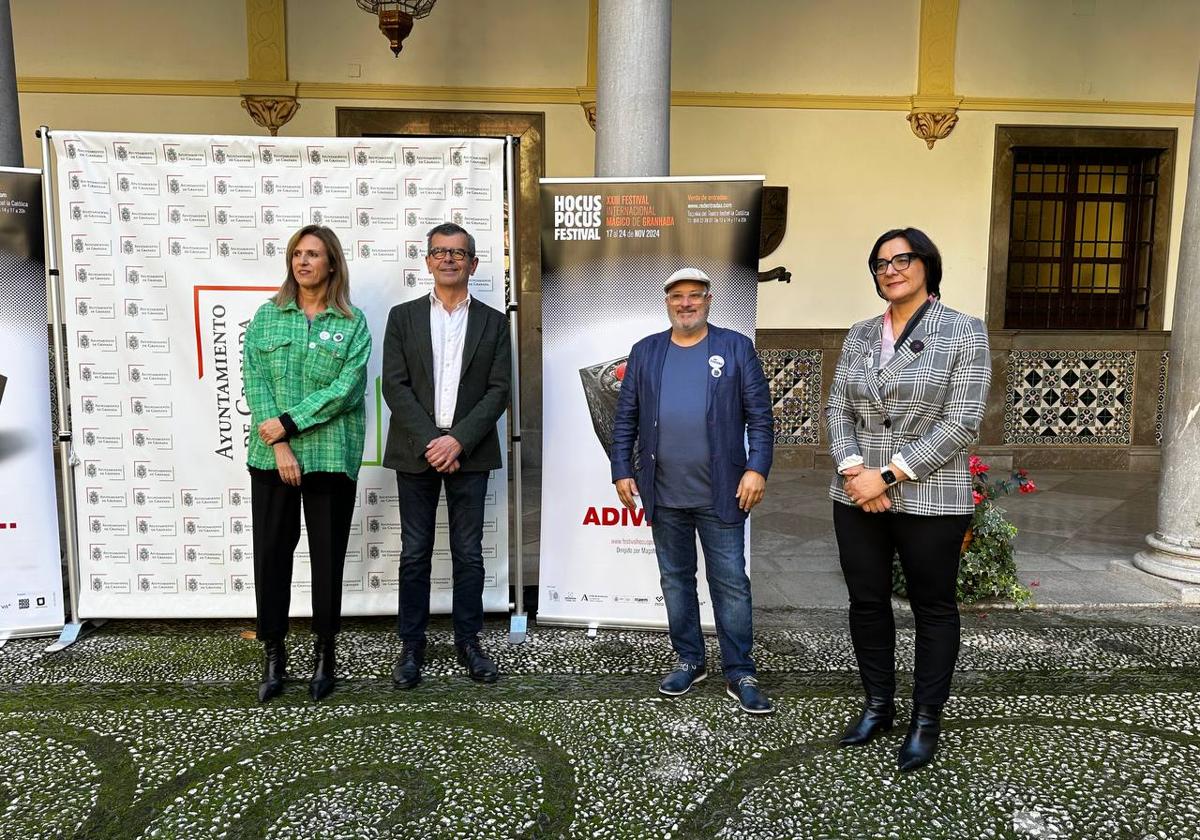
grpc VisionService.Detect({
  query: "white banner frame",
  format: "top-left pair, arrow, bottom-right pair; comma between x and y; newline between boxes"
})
47,130 -> 511,619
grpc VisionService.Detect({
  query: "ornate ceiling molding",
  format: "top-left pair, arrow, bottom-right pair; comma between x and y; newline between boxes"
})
15,77 -> 1193,119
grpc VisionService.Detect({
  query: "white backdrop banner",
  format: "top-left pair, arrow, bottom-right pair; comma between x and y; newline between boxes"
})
52,131 -> 508,618
538,177 -> 762,629
0,166 -> 65,637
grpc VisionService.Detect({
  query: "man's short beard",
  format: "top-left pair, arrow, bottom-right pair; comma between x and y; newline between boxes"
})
669,307 -> 709,335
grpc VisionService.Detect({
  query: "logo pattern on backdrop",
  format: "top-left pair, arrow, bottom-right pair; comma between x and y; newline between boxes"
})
55,132 -> 509,618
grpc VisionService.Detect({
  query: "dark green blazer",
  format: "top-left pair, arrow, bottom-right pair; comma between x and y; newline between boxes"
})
381,296 -> 511,474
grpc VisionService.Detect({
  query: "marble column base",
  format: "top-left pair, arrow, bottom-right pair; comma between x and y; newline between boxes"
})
1134,532 -> 1200,585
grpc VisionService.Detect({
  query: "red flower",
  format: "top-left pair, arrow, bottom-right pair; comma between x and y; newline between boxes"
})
969,455 -> 990,476
1019,480 -> 1037,494
1029,578 -> 1041,588
1017,467 -> 1028,478
972,490 -> 984,505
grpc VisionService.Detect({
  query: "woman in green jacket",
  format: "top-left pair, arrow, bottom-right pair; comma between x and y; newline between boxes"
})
243,224 -> 371,701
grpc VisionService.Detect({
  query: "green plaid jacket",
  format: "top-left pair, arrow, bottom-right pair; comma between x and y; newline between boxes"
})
243,298 -> 371,479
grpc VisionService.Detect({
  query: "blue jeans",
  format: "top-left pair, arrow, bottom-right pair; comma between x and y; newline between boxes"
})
651,505 -> 756,682
395,469 -> 490,646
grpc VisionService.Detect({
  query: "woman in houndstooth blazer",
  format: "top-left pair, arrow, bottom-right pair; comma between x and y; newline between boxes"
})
825,228 -> 991,772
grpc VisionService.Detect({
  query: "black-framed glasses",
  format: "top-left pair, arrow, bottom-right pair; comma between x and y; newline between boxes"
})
870,252 -> 919,275
428,247 -> 473,262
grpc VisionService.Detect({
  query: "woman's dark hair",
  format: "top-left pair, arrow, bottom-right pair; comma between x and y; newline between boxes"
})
867,227 -> 942,300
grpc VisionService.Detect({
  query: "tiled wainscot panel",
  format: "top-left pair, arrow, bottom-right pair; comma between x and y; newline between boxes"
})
758,348 -> 822,446
1004,350 -> 1135,445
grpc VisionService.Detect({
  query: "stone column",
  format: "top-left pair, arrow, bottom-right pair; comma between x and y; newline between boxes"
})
0,0 -> 23,167
594,0 -> 671,177
1135,65 -> 1200,591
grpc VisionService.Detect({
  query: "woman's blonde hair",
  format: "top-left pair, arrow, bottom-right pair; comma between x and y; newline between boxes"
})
272,224 -> 353,317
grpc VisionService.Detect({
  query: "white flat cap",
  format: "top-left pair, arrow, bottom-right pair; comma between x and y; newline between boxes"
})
664,267 -> 711,292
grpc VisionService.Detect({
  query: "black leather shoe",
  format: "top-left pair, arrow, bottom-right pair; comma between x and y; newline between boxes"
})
456,638 -> 499,683
309,635 -> 336,702
898,703 -> 943,772
726,676 -> 774,714
658,661 -> 708,696
392,642 -> 424,690
257,639 -> 287,703
838,696 -> 895,747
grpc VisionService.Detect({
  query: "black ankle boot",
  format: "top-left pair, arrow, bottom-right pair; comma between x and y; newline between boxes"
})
309,635 -> 336,701
257,639 -> 287,703
838,696 -> 895,747
898,703 -> 943,772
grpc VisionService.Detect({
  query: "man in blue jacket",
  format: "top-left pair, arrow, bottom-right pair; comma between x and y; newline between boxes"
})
610,267 -> 775,714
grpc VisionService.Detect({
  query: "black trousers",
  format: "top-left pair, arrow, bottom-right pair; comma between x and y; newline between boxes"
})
833,501 -> 972,706
250,469 -> 357,641
395,468 -> 490,646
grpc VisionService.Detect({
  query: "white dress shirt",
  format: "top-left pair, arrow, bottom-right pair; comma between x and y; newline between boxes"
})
430,291 -> 470,428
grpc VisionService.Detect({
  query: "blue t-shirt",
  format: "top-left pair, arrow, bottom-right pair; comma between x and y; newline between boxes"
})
654,337 -> 711,509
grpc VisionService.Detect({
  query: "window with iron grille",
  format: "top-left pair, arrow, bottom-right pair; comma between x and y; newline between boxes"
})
1006,148 -> 1159,330
987,127 -> 1175,333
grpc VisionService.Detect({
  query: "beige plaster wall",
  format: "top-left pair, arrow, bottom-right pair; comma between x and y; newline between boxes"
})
672,0 -> 919,95
957,0 -> 1200,102
11,0 -> 247,79
286,0 -> 588,89
672,106 -> 995,328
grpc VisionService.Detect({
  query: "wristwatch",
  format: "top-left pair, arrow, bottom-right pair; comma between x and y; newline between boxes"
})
880,467 -> 898,487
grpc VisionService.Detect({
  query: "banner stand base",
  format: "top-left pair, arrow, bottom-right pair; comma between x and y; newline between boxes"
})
508,613 -> 528,645
45,619 -> 107,653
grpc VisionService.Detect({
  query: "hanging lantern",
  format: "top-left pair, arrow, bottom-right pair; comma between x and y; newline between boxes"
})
356,1 -> 439,56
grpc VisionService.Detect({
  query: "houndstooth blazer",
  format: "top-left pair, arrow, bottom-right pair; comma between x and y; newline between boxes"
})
825,299 -> 991,516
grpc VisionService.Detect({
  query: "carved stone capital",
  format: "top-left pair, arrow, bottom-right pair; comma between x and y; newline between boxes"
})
581,101 -> 597,131
241,96 -> 300,136
907,110 -> 959,149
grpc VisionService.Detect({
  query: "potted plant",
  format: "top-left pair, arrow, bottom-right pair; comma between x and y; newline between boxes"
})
893,455 -> 1037,606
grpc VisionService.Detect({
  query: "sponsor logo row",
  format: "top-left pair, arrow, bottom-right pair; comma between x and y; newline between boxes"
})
65,235 -> 497,263
76,485 -> 498,511
64,140 -> 493,171
66,172 -> 496,203
82,511 -> 500,537
87,568 -> 503,596
544,588 -> 684,607
70,203 -> 491,232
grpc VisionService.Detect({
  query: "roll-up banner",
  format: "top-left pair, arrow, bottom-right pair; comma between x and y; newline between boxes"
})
52,131 -> 508,618
0,166 -> 65,637
538,176 -> 762,629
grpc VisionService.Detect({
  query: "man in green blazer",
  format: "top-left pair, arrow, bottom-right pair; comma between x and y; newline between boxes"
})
382,222 -> 511,689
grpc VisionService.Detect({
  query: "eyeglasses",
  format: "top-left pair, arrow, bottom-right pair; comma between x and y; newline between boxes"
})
667,291 -> 709,305
428,247 -> 473,262
871,252 -> 919,275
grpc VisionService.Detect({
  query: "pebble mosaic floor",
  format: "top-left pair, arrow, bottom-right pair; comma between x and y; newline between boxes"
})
2,615 -> 1199,839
